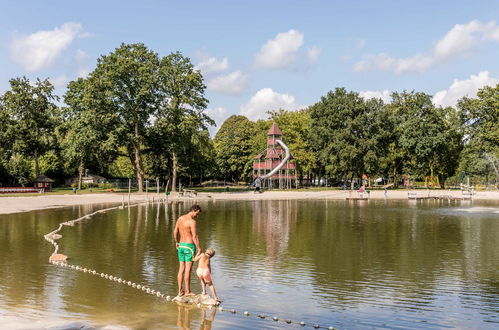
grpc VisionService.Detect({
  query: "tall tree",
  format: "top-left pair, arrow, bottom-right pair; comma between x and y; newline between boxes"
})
90,43 -> 161,192
155,51 -> 212,192
309,88 -> 385,181
458,84 -> 499,187
2,77 -> 58,178
62,77 -> 117,189
0,99 -> 14,184
214,115 -> 255,182
391,91 -> 462,186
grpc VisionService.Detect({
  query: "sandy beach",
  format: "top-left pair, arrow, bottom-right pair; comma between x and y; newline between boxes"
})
0,189 -> 497,215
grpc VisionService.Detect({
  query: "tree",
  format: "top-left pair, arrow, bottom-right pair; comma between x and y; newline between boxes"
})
154,51 -> 212,192
2,77 -> 58,178
458,84 -> 499,187
390,91 -> 462,186
0,99 -> 14,185
90,43 -> 161,192
214,115 -> 255,182
309,88 -> 385,182
62,77 -> 117,189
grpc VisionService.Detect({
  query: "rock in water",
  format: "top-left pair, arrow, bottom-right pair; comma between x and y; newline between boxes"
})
49,254 -> 68,262
172,294 -> 219,306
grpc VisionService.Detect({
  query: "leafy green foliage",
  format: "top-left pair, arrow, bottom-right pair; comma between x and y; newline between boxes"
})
458,84 -> 499,187
214,115 -> 256,182
2,77 -> 59,177
309,88 -> 386,179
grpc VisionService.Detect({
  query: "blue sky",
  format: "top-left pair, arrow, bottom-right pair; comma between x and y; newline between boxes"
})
1,0 -> 498,133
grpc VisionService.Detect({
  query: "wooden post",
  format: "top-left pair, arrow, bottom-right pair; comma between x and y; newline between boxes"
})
128,178 -> 131,203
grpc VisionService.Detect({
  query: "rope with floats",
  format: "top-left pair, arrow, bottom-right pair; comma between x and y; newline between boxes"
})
43,199 -> 338,330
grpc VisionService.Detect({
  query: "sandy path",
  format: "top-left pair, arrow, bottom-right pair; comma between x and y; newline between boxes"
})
0,189 -> 497,215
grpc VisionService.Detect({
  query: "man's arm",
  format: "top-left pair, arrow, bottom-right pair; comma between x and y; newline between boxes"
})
190,221 -> 201,252
173,219 -> 179,249
194,253 -> 203,262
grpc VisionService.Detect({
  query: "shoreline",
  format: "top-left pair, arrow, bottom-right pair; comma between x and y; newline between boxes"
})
0,189 -> 498,215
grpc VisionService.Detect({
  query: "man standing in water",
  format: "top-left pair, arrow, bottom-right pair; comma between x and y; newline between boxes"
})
174,204 -> 202,296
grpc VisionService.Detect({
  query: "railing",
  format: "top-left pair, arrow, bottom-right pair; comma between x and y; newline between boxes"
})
0,187 -> 44,194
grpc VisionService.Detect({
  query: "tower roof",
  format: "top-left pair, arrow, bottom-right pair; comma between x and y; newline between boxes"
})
267,122 -> 282,136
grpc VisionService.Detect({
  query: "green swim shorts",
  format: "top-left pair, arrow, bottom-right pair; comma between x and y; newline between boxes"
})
178,242 -> 196,262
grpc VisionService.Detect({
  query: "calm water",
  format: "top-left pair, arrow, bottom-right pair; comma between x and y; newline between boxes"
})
0,199 -> 498,329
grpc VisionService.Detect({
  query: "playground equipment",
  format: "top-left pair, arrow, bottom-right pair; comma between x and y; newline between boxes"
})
251,123 -> 297,189
251,138 -> 291,189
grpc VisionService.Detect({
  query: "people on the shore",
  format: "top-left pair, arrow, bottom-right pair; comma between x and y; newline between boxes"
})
174,204 -> 202,296
195,247 -> 221,304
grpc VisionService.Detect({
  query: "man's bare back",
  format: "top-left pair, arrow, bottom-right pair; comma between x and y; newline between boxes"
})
176,215 -> 196,244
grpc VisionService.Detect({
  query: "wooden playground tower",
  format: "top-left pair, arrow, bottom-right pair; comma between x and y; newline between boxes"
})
252,123 -> 297,189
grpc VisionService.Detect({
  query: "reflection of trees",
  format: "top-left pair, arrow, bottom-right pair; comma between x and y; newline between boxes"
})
289,201 -> 499,311
2,200 -> 499,326
252,200 -> 297,261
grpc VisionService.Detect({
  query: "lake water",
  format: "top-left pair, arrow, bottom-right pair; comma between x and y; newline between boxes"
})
0,199 -> 498,329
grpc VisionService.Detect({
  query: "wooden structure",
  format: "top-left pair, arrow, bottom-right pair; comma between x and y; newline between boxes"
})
34,175 -> 54,192
252,123 -> 297,189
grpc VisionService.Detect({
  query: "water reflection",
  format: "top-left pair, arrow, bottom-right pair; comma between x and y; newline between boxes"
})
176,305 -> 216,330
252,200 -> 297,261
0,200 -> 498,329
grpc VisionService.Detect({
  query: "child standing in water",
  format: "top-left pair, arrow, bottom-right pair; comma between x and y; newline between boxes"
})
195,248 -> 221,304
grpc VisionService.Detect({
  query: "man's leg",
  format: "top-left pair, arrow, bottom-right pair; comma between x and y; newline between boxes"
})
177,262 -> 185,296
184,261 -> 194,295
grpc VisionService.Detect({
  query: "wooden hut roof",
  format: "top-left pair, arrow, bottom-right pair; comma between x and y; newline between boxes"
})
34,175 -> 54,183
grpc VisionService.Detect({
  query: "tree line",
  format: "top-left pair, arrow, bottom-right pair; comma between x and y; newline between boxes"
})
0,43 -> 498,190
214,87 -> 498,188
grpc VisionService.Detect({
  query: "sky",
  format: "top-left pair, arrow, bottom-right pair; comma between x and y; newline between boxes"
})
1,0 -> 498,134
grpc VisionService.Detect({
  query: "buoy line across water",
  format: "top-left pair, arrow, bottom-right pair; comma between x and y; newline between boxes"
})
43,199 -> 337,330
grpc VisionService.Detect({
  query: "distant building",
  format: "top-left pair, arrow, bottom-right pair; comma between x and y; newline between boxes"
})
34,175 -> 54,192
66,173 -> 108,186
252,123 -> 297,189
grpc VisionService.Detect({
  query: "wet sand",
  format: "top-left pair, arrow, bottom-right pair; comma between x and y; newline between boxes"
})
0,189 -> 497,215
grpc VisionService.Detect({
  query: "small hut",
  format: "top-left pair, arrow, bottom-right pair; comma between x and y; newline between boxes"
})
34,175 -> 54,192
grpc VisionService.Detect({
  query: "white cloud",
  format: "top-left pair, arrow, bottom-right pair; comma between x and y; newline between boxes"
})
359,90 -> 391,103
207,70 -> 249,95
195,56 -> 229,74
240,88 -> 302,121
433,71 -> 499,107
9,22 -> 82,72
50,75 -> 69,88
255,29 -> 304,69
75,49 -> 88,63
307,46 -> 321,63
354,20 -> 499,74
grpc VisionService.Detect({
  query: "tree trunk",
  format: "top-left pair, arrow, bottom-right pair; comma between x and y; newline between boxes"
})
34,149 -> 40,177
133,120 -> 144,193
172,152 -> 178,193
134,143 -> 144,192
78,160 -> 84,190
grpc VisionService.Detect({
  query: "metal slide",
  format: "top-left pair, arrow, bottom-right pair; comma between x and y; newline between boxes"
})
250,139 -> 291,188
